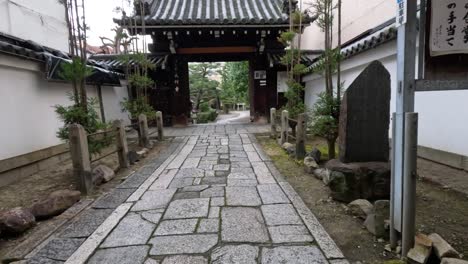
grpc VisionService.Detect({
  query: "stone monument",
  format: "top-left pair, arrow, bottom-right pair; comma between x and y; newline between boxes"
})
326,61 -> 391,203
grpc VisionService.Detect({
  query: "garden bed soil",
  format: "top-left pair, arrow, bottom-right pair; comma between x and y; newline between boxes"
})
0,140 -> 169,258
257,136 -> 468,264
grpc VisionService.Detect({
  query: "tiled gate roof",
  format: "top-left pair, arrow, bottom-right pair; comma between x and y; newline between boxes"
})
142,0 -> 290,26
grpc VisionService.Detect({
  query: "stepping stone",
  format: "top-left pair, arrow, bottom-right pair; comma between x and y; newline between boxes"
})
173,192 -> 200,200
211,245 -> 259,264
88,245 -> 150,264
261,246 -> 328,264
226,187 -> 261,206
131,189 -> 177,211
181,157 -> 201,168
101,213 -> 155,248
162,255 -> 207,264
261,204 -> 302,226
201,177 -> 227,185
182,185 -> 209,192
257,184 -> 289,204
168,178 -> 194,188
176,168 -> 204,178
149,234 -> 218,255
140,211 -> 163,224
221,207 -> 269,243
210,197 -> 225,206
164,198 -> 210,219
268,225 -> 314,243
154,219 -> 198,236
227,179 -> 258,187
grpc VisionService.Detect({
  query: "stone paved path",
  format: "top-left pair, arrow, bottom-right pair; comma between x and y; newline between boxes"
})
25,125 -> 347,264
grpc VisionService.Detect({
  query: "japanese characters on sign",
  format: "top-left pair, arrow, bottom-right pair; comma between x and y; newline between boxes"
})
396,0 -> 407,27
430,0 -> 468,56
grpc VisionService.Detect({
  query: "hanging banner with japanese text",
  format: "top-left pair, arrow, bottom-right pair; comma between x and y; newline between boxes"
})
430,0 -> 468,56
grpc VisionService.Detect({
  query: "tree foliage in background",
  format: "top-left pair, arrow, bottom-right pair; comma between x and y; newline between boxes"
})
279,0 -> 307,125
220,62 -> 249,106
307,0 -> 342,159
189,63 -> 221,110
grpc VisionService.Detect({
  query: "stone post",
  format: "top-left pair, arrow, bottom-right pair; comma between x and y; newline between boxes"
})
69,124 -> 92,194
156,111 -> 164,141
280,110 -> 289,145
114,120 -> 129,169
296,113 -> 307,159
138,114 -> 149,147
270,108 -> 277,139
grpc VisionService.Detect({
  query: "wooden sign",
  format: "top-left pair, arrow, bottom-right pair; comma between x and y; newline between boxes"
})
430,0 -> 468,56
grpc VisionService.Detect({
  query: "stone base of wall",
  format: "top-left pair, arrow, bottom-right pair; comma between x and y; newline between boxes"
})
0,144 -> 70,188
418,145 -> 468,171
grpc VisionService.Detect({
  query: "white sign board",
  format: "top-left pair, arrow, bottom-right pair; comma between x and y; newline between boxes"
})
430,0 -> 468,56
396,0 -> 407,27
277,72 -> 288,93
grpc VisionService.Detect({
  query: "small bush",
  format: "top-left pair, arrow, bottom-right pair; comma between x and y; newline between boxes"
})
197,109 -> 218,124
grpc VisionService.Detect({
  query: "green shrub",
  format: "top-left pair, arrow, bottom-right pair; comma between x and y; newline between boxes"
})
54,95 -> 112,154
197,109 -> 218,124
120,97 -> 156,120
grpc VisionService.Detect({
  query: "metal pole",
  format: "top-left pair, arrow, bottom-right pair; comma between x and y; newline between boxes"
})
390,113 -> 398,249
393,0 -> 418,257
418,0 -> 427,80
402,113 -> 418,256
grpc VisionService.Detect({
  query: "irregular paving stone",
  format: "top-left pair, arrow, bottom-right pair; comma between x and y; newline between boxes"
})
154,219 -> 198,235
88,245 -> 150,264
182,185 -> 209,192
227,179 -> 258,187
161,255 -> 208,264
145,258 -> 160,264
201,177 -> 227,185
215,171 -> 229,177
213,164 -> 230,171
261,204 -> 302,226
226,187 -> 261,206
246,151 -> 261,162
257,184 -> 289,204
251,162 -> 276,184
93,188 -> 135,209
140,211 -> 163,224
163,198 -> 210,219
101,213 -> 155,247
31,190 -> 81,219
26,257 -> 63,264
176,168 -> 204,178
35,238 -> 84,261
209,206 -> 220,218
261,246 -> 328,264
200,186 -> 225,198
131,189 -> 177,211
118,172 -> 150,189
231,161 -> 252,168
211,197 -> 225,206
168,178 -> 194,188
198,218 -> 219,233
181,157 -> 201,168
149,234 -> 218,255
173,192 -> 200,200
60,208 -> 113,238
221,207 -> 269,243
268,225 -> 313,243
211,244 -> 259,264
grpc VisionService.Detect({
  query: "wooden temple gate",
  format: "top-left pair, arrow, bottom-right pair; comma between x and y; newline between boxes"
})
116,0 -> 313,126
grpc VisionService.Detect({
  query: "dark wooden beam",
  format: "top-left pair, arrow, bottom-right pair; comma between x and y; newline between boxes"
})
177,46 -> 256,54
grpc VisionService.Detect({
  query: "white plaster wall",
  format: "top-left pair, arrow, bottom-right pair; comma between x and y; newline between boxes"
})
303,41 -> 468,157
0,55 -> 127,160
301,0 -> 397,50
101,86 -> 131,125
0,0 -> 69,52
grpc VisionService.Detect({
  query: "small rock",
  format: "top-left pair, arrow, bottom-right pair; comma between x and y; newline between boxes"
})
304,157 -> 319,173
396,246 -> 402,254
377,238 -> 385,243
313,168 -> 328,180
128,150 -> 140,164
348,199 -> 373,219
137,148 -> 149,158
323,171 -> 340,186
92,165 -> 115,184
374,200 -> 390,238
281,143 -> 295,154
0,207 -> 35,234
441,258 -> 468,264
407,233 -> 433,264
384,244 -> 392,252
429,233 -> 460,259
31,190 -> 81,220
307,148 -> 322,162
364,213 -> 376,235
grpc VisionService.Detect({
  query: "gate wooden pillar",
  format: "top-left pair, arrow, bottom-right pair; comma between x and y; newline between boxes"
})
172,56 -> 191,126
